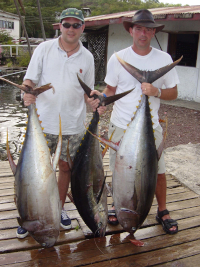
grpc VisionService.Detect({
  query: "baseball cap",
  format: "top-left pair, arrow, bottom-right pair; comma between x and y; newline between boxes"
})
60,8 -> 85,24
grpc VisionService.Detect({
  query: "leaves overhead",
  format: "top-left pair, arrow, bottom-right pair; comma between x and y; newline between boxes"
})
0,0 -> 181,38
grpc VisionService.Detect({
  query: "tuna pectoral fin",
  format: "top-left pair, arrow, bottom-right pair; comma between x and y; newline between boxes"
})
17,217 -> 43,232
6,129 -> 16,175
86,127 -> 119,152
102,129 -> 115,158
157,117 -> 168,160
96,175 -> 106,204
52,115 -> 62,171
120,208 -> 139,215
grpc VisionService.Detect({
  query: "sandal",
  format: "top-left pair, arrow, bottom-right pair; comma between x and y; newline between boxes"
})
108,203 -> 119,225
156,209 -> 178,235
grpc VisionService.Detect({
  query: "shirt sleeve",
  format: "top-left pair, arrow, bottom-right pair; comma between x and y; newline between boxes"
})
83,51 -> 95,90
23,43 -> 45,85
104,54 -> 119,87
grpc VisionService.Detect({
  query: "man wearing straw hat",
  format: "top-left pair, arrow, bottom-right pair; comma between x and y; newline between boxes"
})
99,9 -> 179,234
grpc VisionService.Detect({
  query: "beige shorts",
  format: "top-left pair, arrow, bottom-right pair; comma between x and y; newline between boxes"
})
108,122 -> 165,174
45,130 -> 85,162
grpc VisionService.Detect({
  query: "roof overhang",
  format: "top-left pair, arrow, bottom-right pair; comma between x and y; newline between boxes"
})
53,6 -> 200,31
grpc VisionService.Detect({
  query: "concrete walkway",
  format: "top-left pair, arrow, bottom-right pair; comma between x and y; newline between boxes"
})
161,99 -> 200,111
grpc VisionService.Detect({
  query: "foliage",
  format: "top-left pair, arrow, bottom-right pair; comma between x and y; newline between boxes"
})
0,0 -> 181,38
0,30 -> 14,44
16,49 -> 31,67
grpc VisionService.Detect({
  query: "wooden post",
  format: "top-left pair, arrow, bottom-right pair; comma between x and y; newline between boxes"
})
13,0 -> 32,58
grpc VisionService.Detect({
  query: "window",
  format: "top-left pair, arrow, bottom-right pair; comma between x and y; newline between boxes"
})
168,33 -> 199,67
0,20 -> 14,29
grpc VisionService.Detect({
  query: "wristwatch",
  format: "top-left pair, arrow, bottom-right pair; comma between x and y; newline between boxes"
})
21,92 -> 25,101
156,88 -> 161,98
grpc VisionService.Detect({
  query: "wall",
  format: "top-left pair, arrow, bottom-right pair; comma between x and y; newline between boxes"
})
176,66 -> 199,101
107,23 -> 200,102
107,24 -> 168,61
0,11 -> 20,40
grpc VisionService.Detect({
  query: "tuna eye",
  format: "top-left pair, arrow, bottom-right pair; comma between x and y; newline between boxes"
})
98,222 -> 102,228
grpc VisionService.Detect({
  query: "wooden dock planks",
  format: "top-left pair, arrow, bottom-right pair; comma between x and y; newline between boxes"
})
0,153 -> 200,266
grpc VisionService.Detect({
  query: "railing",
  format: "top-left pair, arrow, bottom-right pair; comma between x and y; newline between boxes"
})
0,45 -> 38,57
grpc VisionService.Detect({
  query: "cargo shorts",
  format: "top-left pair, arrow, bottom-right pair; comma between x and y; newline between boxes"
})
45,130 -> 85,162
108,122 -> 165,175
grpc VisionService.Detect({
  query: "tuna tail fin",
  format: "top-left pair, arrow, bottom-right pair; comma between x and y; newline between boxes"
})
0,77 -> 54,96
6,129 -> 16,175
115,53 -> 183,84
52,115 -> 62,171
77,74 -> 133,107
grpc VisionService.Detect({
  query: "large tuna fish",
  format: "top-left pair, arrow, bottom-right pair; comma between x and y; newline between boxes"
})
89,55 -> 182,236
71,76 -> 133,237
1,77 -> 62,247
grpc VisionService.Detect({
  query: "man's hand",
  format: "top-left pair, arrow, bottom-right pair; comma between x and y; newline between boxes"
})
23,93 -> 36,106
85,90 -> 107,115
141,82 -> 159,96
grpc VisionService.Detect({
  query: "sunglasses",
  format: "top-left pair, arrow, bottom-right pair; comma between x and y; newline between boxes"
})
62,22 -> 82,29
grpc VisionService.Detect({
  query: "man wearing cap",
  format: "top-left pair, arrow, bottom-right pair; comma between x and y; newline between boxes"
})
17,8 -> 99,239
99,9 -> 179,234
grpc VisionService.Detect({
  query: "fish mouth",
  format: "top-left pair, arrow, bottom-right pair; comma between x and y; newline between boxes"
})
95,225 -> 106,237
29,228 -> 59,248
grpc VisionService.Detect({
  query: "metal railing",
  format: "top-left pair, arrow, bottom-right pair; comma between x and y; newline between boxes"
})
0,45 -> 37,57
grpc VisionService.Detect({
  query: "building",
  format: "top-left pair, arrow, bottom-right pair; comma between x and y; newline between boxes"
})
0,10 -> 20,41
53,5 -> 200,103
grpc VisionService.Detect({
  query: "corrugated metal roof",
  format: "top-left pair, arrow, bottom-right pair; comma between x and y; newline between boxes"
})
52,5 -> 200,30
84,5 -> 200,22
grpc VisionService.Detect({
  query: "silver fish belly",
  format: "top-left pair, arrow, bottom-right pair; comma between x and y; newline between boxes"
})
113,94 -> 158,234
10,104 -> 61,247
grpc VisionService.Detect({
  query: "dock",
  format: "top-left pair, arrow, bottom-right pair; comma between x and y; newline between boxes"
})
0,153 -> 200,266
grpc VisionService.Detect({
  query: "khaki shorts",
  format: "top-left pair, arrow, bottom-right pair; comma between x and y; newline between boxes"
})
45,130 -> 85,162
108,122 -> 165,175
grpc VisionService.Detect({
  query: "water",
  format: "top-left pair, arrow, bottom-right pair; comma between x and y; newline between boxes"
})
0,79 -> 28,160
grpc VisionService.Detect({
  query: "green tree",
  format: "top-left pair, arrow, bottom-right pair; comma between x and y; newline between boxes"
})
0,0 -> 181,38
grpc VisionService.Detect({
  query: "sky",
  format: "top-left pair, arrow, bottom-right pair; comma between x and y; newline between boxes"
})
160,0 -> 199,5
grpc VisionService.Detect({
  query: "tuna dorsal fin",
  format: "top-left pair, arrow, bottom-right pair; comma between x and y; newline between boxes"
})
77,74 -> 133,107
115,53 -> 183,84
6,129 -> 16,175
96,175 -> 106,204
52,115 -> 62,171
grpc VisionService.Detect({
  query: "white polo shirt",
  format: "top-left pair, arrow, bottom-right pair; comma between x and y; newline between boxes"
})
104,47 -> 180,129
24,38 -> 94,135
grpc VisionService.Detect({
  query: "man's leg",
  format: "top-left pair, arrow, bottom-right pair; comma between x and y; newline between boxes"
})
155,173 -> 177,232
58,159 -> 71,207
57,159 -> 72,229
